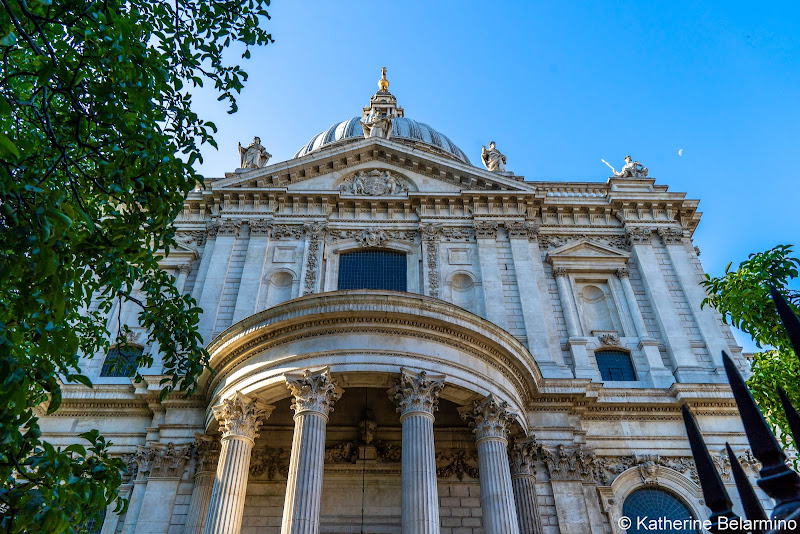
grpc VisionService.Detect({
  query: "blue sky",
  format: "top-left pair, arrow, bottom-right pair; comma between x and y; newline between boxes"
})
194,1 -> 799,351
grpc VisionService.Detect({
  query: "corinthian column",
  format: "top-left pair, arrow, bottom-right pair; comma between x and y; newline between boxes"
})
203,392 -> 274,534
460,395 -> 521,534
184,434 -> 220,534
281,367 -> 342,534
388,368 -> 446,534
509,440 -> 543,534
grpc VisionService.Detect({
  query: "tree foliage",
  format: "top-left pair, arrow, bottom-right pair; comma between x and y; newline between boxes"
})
0,0 -> 271,531
701,244 -> 800,453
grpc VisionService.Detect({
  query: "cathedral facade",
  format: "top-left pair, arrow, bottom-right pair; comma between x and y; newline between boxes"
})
42,73 -> 763,534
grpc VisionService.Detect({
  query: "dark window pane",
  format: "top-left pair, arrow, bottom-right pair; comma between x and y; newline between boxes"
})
622,488 -> 697,534
338,250 -> 407,292
80,506 -> 106,534
100,346 -> 142,377
596,350 -> 636,381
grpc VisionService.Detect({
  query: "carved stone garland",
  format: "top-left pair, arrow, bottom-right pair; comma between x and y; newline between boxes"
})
302,222 -> 326,296
420,223 -> 441,298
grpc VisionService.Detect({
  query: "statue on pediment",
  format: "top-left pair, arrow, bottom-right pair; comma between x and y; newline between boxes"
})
361,109 -> 394,139
238,136 -> 272,169
481,141 -> 507,172
602,155 -> 648,178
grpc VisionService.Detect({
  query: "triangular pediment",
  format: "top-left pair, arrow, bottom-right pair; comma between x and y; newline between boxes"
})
209,137 -> 533,194
547,238 -> 630,265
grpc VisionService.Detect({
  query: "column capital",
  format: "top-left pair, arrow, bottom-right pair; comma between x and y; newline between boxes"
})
615,267 -> 630,279
248,218 -> 273,236
193,433 -> 221,474
459,394 -> 516,442
177,263 -> 192,275
552,266 -> 568,278
474,220 -> 499,239
657,226 -> 684,245
388,368 -> 445,420
625,226 -> 653,246
509,438 -> 538,478
505,221 -> 539,240
212,391 -> 274,442
285,366 -> 342,418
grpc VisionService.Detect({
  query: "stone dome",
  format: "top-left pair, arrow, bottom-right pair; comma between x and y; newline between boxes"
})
293,116 -> 471,164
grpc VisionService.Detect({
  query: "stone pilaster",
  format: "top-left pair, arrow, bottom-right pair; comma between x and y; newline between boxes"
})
474,221 -> 509,329
615,267 -> 674,387
505,222 -> 566,376
196,219 -> 240,343
388,368 -> 445,534
204,392 -> 274,534
460,395 -> 520,534
281,367 -> 342,534
552,267 -> 597,380
231,219 -> 272,323
184,434 -> 220,534
134,442 -> 192,533
509,440 -> 543,534
175,263 -> 192,294
626,226 -> 703,382
658,227 -> 730,374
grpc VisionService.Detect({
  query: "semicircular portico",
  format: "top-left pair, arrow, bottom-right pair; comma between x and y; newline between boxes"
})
203,290 -> 542,433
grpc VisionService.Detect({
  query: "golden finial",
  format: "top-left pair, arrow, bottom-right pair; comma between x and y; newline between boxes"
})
378,66 -> 389,92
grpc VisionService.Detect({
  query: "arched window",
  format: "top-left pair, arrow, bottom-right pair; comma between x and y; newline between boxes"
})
338,249 -> 407,292
622,488 -> 697,533
595,350 -> 636,381
100,345 -> 143,377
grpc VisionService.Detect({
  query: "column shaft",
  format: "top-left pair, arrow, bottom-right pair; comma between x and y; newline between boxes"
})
203,437 -> 254,534
232,227 -> 270,323
512,475 -> 543,534
477,437 -> 520,534
184,472 -> 214,534
554,272 -> 580,337
281,411 -> 328,534
401,412 -> 439,534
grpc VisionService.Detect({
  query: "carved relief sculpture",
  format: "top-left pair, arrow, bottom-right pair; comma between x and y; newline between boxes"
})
420,223 -> 441,298
238,136 -> 272,169
339,170 -> 409,196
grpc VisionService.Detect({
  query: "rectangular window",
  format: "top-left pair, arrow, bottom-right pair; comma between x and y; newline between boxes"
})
338,250 -> 407,292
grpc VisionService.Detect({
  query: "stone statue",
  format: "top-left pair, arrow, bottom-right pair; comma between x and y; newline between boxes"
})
351,171 -> 366,195
361,109 -> 394,139
602,155 -> 648,178
238,136 -> 272,169
481,141 -> 507,172
384,171 -> 400,194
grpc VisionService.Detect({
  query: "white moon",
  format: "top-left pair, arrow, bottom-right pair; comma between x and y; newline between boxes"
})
678,148 -> 683,156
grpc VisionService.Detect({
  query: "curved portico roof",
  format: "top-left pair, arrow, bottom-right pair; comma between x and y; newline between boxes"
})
203,290 -> 543,432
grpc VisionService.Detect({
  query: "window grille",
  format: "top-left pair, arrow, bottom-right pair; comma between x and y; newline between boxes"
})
595,350 -> 636,381
622,488 -> 696,533
100,346 -> 142,377
338,249 -> 407,292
